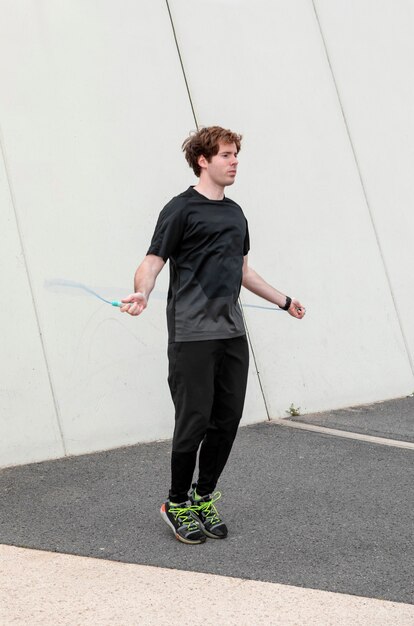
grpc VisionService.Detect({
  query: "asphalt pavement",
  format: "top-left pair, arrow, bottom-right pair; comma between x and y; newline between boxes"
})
1,396 -> 413,615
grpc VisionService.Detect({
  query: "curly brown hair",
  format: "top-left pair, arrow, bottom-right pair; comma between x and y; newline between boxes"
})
182,126 -> 242,177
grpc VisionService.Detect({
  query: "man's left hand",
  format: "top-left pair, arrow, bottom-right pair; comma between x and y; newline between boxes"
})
288,298 -> 306,319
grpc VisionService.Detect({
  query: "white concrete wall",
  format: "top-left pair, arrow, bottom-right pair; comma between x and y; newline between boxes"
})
1,0 -> 413,466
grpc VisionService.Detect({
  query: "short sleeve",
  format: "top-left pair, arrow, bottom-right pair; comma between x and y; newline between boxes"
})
243,219 -> 250,256
147,200 -> 186,262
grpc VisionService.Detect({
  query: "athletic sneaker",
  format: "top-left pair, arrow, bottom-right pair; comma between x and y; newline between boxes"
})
190,487 -> 228,539
160,500 -> 206,544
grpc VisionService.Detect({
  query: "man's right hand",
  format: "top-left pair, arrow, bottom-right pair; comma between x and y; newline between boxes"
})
120,292 -> 148,316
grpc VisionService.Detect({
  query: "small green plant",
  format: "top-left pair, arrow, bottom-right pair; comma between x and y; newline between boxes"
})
287,403 -> 301,417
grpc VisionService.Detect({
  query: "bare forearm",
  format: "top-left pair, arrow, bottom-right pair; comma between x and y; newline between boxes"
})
242,263 -> 306,319
242,267 -> 287,308
121,254 -> 165,316
133,255 -> 164,298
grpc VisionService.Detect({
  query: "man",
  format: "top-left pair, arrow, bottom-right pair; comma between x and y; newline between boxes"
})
121,126 -> 305,545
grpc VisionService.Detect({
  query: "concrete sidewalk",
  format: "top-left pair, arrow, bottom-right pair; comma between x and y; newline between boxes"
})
1,396 -> 413,624
1,545 -> 413,626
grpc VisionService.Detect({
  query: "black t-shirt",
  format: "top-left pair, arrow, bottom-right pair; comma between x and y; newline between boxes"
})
147,187 -> 250,342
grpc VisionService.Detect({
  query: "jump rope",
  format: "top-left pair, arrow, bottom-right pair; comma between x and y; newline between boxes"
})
44,279 -> 283,311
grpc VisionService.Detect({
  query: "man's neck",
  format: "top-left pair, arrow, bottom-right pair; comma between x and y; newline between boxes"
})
193,180 -> 225,201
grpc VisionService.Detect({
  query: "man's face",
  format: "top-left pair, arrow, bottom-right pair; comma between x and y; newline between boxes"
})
200,142 -> 239,187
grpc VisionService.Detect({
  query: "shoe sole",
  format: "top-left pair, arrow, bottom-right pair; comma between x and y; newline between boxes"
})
160,504 -> 206,545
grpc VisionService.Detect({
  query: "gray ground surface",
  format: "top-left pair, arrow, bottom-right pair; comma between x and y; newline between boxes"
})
291,396 -> 414,442
1,398 -> 413,604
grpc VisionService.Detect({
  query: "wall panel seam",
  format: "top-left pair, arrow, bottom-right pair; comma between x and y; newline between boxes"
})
165,0 -> 198,128
240,304 -> 271,419
0,124 -> 67,454
165,0 -> 270,418
311,0 -> 414,378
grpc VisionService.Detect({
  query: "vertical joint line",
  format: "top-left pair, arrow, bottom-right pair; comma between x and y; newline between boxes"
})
311,0 -> 414,378
165,0 -> 199,129
0,126 -> 67,454
239,299 -> 271,420
166,0 -> 273,414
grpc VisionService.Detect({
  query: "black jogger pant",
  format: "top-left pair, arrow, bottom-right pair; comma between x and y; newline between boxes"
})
167,335 -> 249,503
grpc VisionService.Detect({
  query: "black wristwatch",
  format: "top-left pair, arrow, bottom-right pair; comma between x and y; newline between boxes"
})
281,296 -> 292,311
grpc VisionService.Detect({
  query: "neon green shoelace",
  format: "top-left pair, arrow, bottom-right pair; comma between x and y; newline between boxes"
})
170,505 -> 200,531
195,491 -> 222,525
